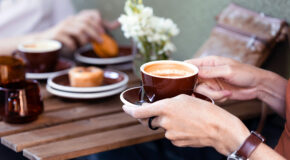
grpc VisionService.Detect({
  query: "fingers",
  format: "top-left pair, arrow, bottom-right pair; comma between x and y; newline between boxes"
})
50,9 -> 119,50
77,20 -> 102,42
103,20 -> 120,30
75,13 -> 103,43
196,83 -> 231,102
64,24 -> 89,46
79,10 -> 105,34
122,104 -> 162,119
56,34 -> 77,51
198,65 -> 232,79
230,87 -> 257,100
185,56 -> 236,67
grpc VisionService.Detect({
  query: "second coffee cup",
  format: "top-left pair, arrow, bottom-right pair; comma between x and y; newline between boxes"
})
141,60 -> 199,102
14,39 -> 62,73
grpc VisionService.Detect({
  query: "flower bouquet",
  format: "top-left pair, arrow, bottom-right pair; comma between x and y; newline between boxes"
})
119,0 -> 179,77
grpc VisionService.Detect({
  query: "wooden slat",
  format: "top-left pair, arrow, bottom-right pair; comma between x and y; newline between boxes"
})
0,101 -> 122,137
2,113 -> 138,152
44,98 -> 84,112
23,125 -> 164,160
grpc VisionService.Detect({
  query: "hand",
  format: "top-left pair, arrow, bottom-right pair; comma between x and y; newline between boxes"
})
40,10 -> 120,51
123,94 -> 250,155
185,56 -> 266,102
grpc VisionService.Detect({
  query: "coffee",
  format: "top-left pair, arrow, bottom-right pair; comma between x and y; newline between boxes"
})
18,40 -> 62,53
143,61 -> 197,78
141,60 -> 199,102
14,40 -> 62,73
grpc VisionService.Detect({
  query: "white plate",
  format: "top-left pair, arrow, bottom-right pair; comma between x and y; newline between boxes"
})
46,85 -> 127,99
47,70 -> 129,93
26,58 -> 75,80
74,45 -> 134,65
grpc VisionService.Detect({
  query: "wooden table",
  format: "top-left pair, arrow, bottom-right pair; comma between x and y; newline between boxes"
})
0,71 -> 263,160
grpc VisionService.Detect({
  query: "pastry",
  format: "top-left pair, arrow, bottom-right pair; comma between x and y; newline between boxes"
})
69,67 -> 104,87
92,34 -> 119,58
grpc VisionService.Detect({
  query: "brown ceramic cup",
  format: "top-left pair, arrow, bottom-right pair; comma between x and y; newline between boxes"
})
14,39 -> 62,73
0,56 -> 26,87
141,60 -> 199,102
0,80 -> 44,123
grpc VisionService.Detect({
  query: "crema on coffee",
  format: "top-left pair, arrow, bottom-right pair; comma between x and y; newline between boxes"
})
18,40 -> 62,53
142,61 -> 198,78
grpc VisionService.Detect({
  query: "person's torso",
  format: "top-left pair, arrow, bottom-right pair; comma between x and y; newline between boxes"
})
0,0 -> 74,38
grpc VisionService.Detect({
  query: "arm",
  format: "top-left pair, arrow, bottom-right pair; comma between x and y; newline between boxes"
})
0,10 -> 119,55
250,143 -> 286,160
257,70 -> 287,117
186,56 -> 287,118
123,94 -> 286,159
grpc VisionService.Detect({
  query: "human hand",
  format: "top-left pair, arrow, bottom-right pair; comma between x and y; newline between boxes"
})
41,10 -> 120,51
123,94 -> 250,155
185,56 -> 266,102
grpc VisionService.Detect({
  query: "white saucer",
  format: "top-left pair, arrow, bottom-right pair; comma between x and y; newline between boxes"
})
47,70 -> 129,93
74,45 -> 134,65
26,58 -> 75,80
46,85 -> 127,99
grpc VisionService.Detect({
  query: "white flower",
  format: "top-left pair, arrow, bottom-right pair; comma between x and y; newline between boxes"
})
119,0 -> 179,56
162,42 -> 176,54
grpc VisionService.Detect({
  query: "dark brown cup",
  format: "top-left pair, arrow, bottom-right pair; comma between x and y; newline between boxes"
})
0,80 -> 44,123
0,56 -> 26,87
14,40 -> 62,73
141,60 -> 199,102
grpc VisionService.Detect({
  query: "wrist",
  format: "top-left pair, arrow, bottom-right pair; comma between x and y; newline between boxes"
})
213,114 -> 250,155
256,70 -> 287,102
256,69 -> 273,100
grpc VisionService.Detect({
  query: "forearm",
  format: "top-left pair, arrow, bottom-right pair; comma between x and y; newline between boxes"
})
0,33 -> 42,55
257,69 -> 287,118
213,113 -> 285,159
250,143 -> 286,160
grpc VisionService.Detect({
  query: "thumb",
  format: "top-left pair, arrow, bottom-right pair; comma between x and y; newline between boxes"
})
198,65 -> 231,79
122,104 -> 160,119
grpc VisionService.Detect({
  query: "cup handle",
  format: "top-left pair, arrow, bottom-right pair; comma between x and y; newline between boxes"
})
12,50 -> 27,65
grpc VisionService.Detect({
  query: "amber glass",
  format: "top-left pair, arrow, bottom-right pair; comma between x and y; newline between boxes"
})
0,56 -> 43,123
0,56 -> 25,86
0,80 -> 43,123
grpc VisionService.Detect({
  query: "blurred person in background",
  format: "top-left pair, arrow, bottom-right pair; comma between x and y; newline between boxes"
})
0,0 -> 119,55
0,0 -> 118,159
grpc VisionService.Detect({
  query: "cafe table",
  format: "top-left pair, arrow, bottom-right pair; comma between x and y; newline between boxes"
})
0,71 -> 264,160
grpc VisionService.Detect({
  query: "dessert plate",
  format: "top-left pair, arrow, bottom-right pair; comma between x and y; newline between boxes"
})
74,45 -> 134,65
26,58 -> 75,80
47,70 -> 129,93
46,85 -> 127,99
120,86 -> 214,107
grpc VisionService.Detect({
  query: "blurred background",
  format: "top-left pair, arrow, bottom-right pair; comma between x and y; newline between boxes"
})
72,0 -> 290,63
